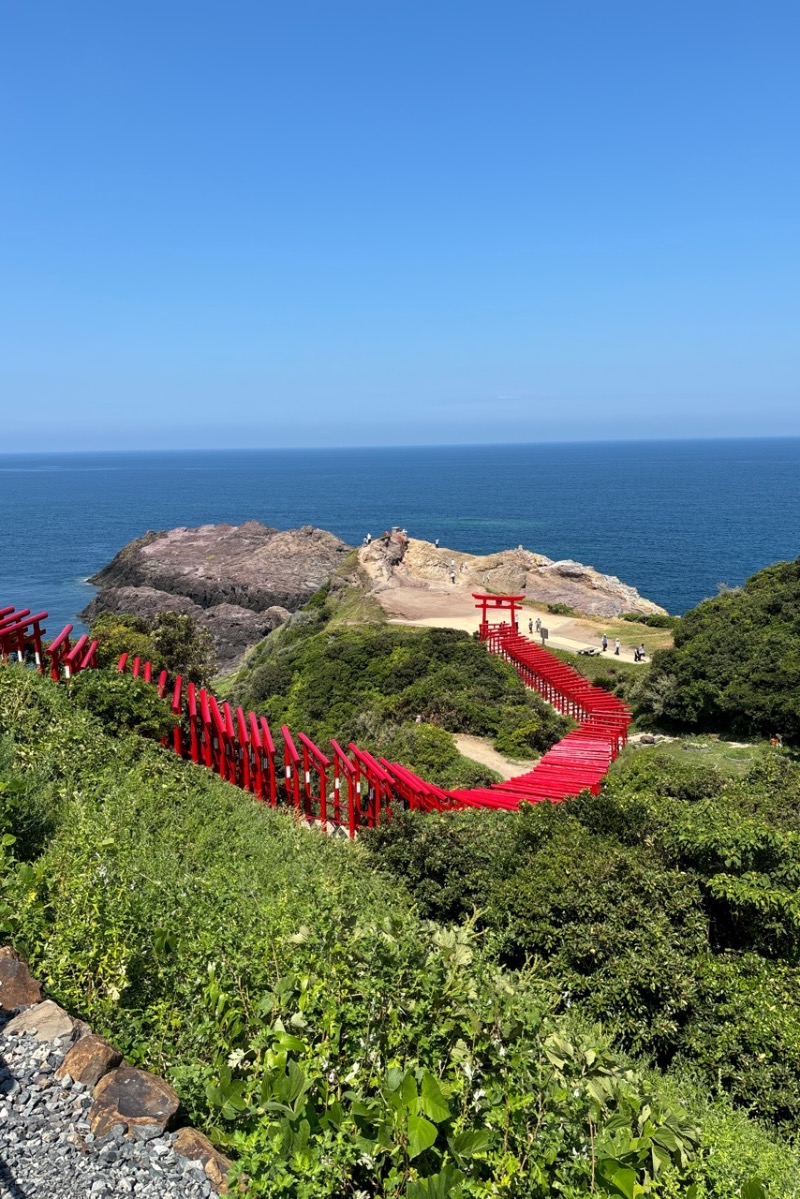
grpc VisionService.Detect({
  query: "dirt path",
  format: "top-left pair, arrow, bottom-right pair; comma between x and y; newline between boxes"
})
453,734 -> 537,780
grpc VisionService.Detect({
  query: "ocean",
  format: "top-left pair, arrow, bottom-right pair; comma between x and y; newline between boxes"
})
1,439 -> 799,635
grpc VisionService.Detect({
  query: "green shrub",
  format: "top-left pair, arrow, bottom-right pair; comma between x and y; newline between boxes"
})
233,622 -> 570,782
90,611 -> 217,685
366,744 -> 800,1135
69,670 -> 175,740
623,613 -> 680,629
638,557 -> 800,742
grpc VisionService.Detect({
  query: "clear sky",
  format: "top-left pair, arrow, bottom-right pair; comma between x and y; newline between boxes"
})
1,1 -> 798,450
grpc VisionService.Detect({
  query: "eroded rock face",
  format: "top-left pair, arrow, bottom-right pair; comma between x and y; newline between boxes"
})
88,523 -> 351,611
80,586 -> 291,671
361,538 -> 666,618
82,522 -> 351,668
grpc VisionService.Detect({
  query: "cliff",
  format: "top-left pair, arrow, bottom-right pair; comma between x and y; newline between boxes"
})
82,522 -> 352,668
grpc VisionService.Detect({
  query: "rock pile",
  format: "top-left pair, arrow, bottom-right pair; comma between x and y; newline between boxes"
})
0,947 -> 232,1198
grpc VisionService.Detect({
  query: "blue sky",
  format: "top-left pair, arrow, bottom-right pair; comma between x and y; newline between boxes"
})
1,1 -> 798,450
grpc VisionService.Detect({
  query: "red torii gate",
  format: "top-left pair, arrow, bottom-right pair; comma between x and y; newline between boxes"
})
472,593 -> 525,641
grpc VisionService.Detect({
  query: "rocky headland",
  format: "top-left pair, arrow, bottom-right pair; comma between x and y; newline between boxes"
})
360,533 -> 666,619
81,522 -> 352,668
82,522 -> 665,670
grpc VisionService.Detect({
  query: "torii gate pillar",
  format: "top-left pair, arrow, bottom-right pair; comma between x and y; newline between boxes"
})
472,593 -> 525,641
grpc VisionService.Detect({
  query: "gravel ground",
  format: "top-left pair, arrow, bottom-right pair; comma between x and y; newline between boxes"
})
0,1016 -> 215,1199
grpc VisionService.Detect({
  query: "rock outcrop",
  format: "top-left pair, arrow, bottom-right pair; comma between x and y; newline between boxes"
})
361,537 -> 666,618
82,522 -> 352,668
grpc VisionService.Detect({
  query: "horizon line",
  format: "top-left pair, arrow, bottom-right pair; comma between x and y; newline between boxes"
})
3,432 -> 800,456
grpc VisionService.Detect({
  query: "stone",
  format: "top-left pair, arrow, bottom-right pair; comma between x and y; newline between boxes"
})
0,946 -> 44,1011
79,520 -> 348,668
88,1066 -> 179,1138
173,1127 -> 233,1193
361,537 -> 668,619
5,1000 -> 74,1041
56,1034 -> 123,1089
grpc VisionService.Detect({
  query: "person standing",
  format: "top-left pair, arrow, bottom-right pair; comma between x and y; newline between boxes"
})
614,637 -> 620,656
601,634 -> 608,653
528,617 -> 533,634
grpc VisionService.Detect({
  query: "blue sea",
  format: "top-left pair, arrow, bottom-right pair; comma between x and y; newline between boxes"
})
1,439 -> 799,635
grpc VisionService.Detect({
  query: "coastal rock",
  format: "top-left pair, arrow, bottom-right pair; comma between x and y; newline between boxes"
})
201,602 -> 291,668
80,586 -> 291,670
89,1065 -> 180,1138
88,522 -> 351,611
82,522 -> 349,668
361,538 -> 666,618
0,946 -> 44,1012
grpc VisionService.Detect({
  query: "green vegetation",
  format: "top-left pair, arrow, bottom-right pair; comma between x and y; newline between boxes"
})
622,613 -> 681,630
551,648 -> 642,707
365,743 -> 800,1135
0,665 -> 736,1198
90,611 -> 218,686
637,557 -> 800,743
230,595 -> 569,789
5,557 -> 800,1193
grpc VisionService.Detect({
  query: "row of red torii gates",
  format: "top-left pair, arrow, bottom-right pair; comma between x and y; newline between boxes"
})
1,596 -> 631,835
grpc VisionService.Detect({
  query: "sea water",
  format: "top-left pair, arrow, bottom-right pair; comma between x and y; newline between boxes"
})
1,438 -> 798,633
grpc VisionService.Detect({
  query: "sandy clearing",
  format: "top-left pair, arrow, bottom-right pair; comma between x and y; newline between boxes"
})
382,588 -> 651,662
453,734 -> 538,780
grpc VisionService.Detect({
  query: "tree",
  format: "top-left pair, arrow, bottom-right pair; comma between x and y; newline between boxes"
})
89,611 -> 217,685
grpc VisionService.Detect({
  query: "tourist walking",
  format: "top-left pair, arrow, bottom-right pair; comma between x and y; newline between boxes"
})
528,617 -> 533,634
614,638 -> 620,656
601,634 -> 608,653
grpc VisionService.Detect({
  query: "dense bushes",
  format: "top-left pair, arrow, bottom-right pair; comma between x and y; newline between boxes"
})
69,670 -> 175,739
365,745 -> 800,1130
0,666 -> 726,1197
233,619 -> 569,787
622,613 -> 680,629
636,557 -> 800,742
90,611 -> 218,685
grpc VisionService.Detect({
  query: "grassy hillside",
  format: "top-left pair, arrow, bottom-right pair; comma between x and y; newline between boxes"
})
1,665 -> 795,1195
229,587 -> 570,788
